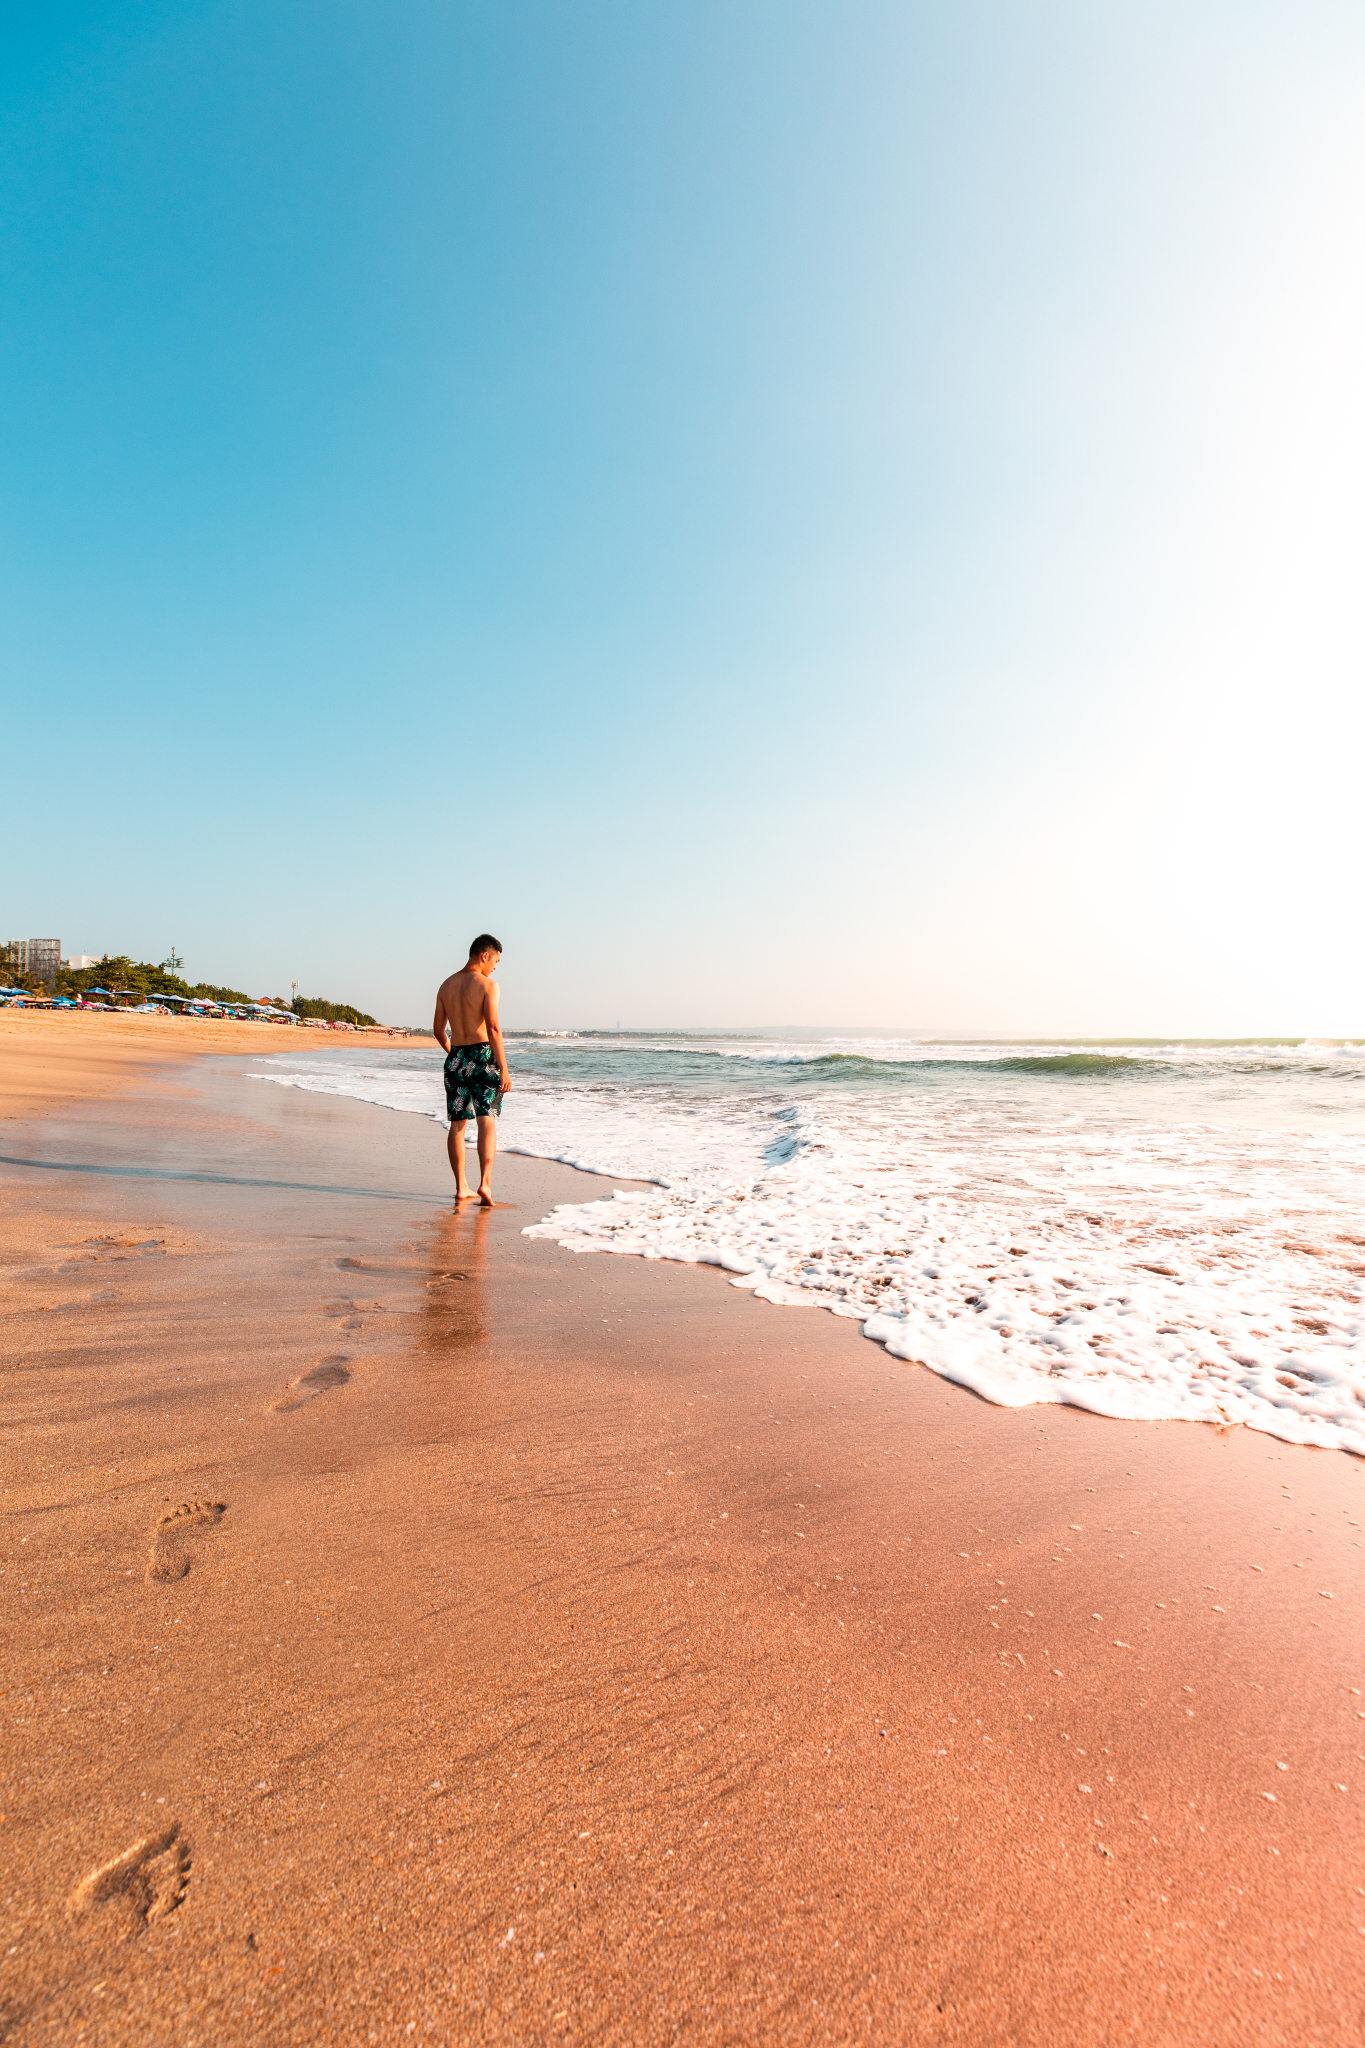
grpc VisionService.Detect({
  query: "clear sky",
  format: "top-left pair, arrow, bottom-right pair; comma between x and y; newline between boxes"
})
4,2 -> 1362,1032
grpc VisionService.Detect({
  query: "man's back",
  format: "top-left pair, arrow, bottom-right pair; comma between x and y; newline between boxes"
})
437,965 -> 492,1045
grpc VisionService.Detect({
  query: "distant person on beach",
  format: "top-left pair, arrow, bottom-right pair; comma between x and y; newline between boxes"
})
432,935 -> 511,1205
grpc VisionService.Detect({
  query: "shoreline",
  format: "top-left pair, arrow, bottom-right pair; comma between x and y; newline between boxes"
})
2,1030 -> 1362,2044
252,1021 -> 1365,1463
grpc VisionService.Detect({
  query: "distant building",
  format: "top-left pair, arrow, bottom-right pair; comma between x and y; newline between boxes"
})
64,954 -> 97,971
4,938 -> 61,991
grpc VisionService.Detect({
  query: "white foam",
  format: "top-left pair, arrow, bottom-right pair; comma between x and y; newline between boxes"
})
248,1040 -> 1365,1455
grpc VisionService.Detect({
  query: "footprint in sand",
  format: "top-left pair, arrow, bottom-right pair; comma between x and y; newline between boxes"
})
321,1293 -> 388,1332
145,1500 -> 227,1584
270,1355 -> 351,1413
68,1823 -> 191,1936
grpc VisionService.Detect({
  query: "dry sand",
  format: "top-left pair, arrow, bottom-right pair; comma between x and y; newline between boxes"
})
0,1010 -> 410,1123
1,1020 -> 1362,2044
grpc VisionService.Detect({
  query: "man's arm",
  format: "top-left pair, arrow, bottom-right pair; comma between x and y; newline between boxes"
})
484,979 -> 511,1090
432,986 -> 451,1053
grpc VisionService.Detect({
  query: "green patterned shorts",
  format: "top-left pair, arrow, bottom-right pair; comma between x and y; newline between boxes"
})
444,1042 -> 501,1122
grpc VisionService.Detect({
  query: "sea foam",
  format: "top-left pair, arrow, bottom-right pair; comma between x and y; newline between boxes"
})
249,1035 -> 1365,1455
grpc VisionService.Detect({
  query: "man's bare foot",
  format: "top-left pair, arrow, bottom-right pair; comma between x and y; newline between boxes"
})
454,1188 -> 475,1203
477,1184 -> 495,1207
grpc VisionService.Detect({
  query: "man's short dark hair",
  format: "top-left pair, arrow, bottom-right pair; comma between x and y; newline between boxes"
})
468,933 -> 502,960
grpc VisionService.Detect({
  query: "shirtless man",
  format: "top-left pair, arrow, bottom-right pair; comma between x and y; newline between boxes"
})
432,935 -> 512,1204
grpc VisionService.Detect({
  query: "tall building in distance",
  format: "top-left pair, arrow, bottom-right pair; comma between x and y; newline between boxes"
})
3,938 -> 62,991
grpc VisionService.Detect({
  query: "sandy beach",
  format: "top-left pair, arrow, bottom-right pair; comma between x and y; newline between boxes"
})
0,1010 -> 411,1125
1,1014 -> 1361,2045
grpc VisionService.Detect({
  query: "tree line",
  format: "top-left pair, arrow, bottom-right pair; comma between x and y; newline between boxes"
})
28,955 -> 379,1027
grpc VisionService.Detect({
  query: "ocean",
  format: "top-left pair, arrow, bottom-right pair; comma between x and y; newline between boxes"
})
248,1032 -> 1365,1456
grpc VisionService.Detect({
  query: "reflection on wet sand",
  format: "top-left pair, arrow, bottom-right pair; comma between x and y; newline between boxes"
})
421,1203 -> 491,1359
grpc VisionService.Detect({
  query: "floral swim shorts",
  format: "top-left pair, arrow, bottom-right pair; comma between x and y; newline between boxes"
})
444,1041 -> 502,1122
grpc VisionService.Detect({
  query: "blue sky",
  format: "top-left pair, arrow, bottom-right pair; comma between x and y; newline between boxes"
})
4,2 -> 1362,1030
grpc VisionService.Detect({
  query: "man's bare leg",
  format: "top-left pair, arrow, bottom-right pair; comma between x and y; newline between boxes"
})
447,1119 -> 475,1199
475,1114 -> 497,1206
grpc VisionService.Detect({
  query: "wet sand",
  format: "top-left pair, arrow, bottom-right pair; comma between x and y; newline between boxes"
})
1,1037 -> 1362,2044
